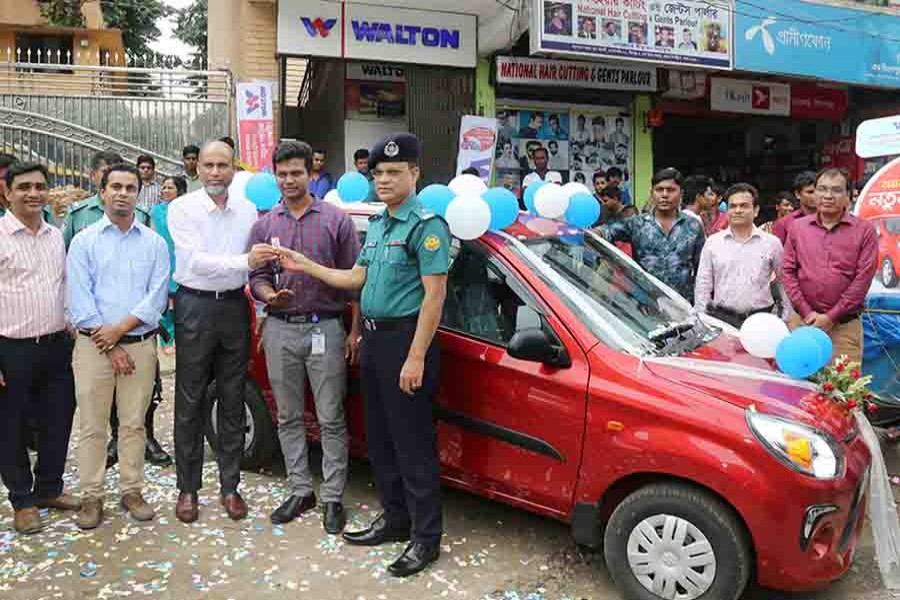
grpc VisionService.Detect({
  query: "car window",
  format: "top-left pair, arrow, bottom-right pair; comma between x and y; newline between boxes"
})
886,218 -> 900,235
442,243 -> 540,346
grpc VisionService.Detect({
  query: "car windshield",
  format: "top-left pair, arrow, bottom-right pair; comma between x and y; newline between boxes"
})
503,231 -> 718,355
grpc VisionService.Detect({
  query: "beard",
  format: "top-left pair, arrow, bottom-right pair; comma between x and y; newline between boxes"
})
205,183 -> 227,196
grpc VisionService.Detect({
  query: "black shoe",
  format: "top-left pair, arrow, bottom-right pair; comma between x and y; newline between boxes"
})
323,502 -> 346,535
387,541 -> 440,577
342,514 -> 410,546
145,437 -> 173,467
106,438 -> 118,469
270,494 -> 316,524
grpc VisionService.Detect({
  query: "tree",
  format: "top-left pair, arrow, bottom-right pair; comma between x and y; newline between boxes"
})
173,0 -> 207,66
37,0 -> 85,27
99,0 -> 171,57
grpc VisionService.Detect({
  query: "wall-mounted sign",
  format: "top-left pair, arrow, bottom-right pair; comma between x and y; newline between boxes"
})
236,81 -> 276,172
278,1 -> 477,68
710,77 -> 790,116
789,84 -> 848,121
495,56 -> 657,92
530,0 -> 733,70
346,62 -> 406,82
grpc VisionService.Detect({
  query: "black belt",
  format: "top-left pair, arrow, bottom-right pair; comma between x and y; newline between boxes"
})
0,330 -> 68,345
838,311 -> 861,325
79,329 -> 158,344
180,285 -> 244,300
269,311 -> 342,324
362,314 -> 418,332
710,304 -> 774,321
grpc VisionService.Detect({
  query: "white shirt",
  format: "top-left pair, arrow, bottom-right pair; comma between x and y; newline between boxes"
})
167,188 -> 258,292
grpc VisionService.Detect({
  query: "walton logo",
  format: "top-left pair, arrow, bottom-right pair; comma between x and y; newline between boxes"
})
301,17 -> 337,38
244,90 -> 261,114
745,17 -> 777,55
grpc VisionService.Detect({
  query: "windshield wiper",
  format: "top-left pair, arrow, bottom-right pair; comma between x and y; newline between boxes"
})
648,322 -> 695,344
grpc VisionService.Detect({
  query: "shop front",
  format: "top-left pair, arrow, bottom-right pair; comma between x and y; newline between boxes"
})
276,0 -> 478,184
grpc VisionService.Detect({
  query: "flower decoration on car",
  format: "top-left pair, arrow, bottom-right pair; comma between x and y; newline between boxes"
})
813,355 -> 879,413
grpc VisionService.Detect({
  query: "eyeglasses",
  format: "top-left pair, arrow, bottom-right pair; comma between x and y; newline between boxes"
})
815,185 -> 847,197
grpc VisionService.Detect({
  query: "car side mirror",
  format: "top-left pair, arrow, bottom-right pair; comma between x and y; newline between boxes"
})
507,328 -> 571,368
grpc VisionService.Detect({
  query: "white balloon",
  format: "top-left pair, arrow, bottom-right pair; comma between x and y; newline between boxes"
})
229,170 -> 253,199
324,189 -> 343,205
739,312 -> 790,358
448,173 -> 488,197
445,195 -> 491,240
534,183 -> 570,219
561,181 -> 592,199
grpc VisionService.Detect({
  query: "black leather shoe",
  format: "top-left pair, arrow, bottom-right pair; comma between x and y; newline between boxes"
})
388,541 -> 440,577
270,494 -> 316,524
106,437 -> 118,469
342,514 -> 410,546
323,502 -> 346,535
145,437 -> 173,467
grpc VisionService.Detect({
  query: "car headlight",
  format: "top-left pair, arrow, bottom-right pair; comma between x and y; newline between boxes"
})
747,412 -> 842,479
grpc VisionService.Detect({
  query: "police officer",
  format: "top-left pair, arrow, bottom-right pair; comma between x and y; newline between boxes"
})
276,133 -> 449,578
62,150 -> 171,468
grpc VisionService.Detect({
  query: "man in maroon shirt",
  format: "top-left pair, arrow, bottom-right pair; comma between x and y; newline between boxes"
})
782,168 -> 878,363
773,171 -> 818,246
248,140 -> 360,534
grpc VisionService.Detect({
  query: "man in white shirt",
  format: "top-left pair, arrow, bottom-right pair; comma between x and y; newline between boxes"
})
167,141 -> 277,524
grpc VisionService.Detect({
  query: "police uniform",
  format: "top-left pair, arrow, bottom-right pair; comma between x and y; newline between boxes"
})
352,134 -> 450,562
63,194 -> 150,249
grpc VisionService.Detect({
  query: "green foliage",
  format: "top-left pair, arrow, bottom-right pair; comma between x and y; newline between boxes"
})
37,0 -> 85,27
173,0 -> 207,63
99,0 -> 171,56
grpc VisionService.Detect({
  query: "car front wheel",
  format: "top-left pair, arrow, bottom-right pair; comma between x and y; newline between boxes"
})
882,258 -> 898,288
203,379 -> 276,471
603,482 -> 751,600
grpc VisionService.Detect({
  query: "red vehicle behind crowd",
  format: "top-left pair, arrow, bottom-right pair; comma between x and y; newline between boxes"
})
204,203 -> 870,600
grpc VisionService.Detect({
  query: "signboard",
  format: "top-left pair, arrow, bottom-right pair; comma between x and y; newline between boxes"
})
530,0 -> 733,70
346,62 -> 406,82
709,77 -> 790,116
456,115 -> 498,182
789,84 -> 848,121
278,1 -> 477,68
495,56 -> 657,91
236,81 -> 276,172
857,115 -> 900,159
735,0 -> 900,88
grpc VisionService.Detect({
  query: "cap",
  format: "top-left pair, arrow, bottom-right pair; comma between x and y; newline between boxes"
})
369,133 -> 420,171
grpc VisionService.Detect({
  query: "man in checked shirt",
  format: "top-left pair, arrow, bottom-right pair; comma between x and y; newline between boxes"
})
248,140 -> 361,534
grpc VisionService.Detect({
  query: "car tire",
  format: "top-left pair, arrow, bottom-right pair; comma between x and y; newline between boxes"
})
203,379 -> 276,471
603,482 -> 751,600
882,258 -> 898,288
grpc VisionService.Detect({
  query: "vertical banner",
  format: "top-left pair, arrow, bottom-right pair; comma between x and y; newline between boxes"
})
456,115 -> 499,183
236,81 -> 276,172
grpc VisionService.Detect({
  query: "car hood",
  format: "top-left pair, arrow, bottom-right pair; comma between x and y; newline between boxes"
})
639,332 -> 856,442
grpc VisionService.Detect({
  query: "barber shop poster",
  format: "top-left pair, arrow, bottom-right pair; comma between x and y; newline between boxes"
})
568,110 -> 632,190
236,80 -> 276,172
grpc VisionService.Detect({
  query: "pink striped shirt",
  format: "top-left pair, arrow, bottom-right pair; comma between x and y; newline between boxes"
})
0,211 -> 67,338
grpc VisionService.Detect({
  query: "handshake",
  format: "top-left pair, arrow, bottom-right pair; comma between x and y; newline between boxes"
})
248,243 -> 312,273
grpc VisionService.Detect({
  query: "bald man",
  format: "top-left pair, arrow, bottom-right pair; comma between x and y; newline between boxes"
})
167,141 -> 277,523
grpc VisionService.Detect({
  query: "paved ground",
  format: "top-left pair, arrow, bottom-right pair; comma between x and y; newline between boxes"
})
3,356 -> 900,600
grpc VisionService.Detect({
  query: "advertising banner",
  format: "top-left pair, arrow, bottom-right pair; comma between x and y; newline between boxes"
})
709,77 -> 790,116
495,56 -> 657,91
531,0 -> 733,70
735,0 -> 900,88
857,115 -> 900,159
457,116 -> 498,182
236,81 -> 276,173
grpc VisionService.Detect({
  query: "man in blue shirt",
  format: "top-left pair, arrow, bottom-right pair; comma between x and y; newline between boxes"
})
66,164 -> 170,530
309,149 -> 335,198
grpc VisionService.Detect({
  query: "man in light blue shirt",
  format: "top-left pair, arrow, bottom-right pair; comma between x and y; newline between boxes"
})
66,163 -> 170,530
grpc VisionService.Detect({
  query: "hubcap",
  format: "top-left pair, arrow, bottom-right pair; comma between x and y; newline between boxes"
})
210,399 -> 256,454
626,514 -> 717,600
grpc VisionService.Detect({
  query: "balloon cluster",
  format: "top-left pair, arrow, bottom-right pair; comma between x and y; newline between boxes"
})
738,313 -> 833,379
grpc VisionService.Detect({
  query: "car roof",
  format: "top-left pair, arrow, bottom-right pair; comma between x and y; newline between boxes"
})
341,201 -> 583,241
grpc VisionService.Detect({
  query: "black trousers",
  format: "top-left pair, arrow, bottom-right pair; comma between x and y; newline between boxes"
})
174,290 -> 249,495
0,334 -> 76,509
360,322 -> 442,546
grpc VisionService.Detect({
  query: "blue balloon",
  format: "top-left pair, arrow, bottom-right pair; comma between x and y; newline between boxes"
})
776,331 -> 828,379
523,181 -> 545,214
418,184 -> 455,217
565,192 -> 601,228
482,187 -> 519,231
719,201 -> 727,212
792,326 -> 834,369
336,172 -> 370,202
245,172 -> 281,211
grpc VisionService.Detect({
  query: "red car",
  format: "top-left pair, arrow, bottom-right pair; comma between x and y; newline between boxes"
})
204,204 -> 870,600
871,216 -> 900,288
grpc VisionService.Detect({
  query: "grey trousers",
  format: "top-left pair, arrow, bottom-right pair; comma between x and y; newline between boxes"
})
262,316 -> 349,502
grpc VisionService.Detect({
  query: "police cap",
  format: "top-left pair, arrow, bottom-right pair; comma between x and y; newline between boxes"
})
368,133 -> 420,171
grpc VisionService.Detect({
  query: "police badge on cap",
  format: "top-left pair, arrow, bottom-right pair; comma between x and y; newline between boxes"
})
369,133 -> 420,171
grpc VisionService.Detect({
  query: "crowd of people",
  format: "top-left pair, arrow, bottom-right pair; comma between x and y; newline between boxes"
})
0,129 -> 879,580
